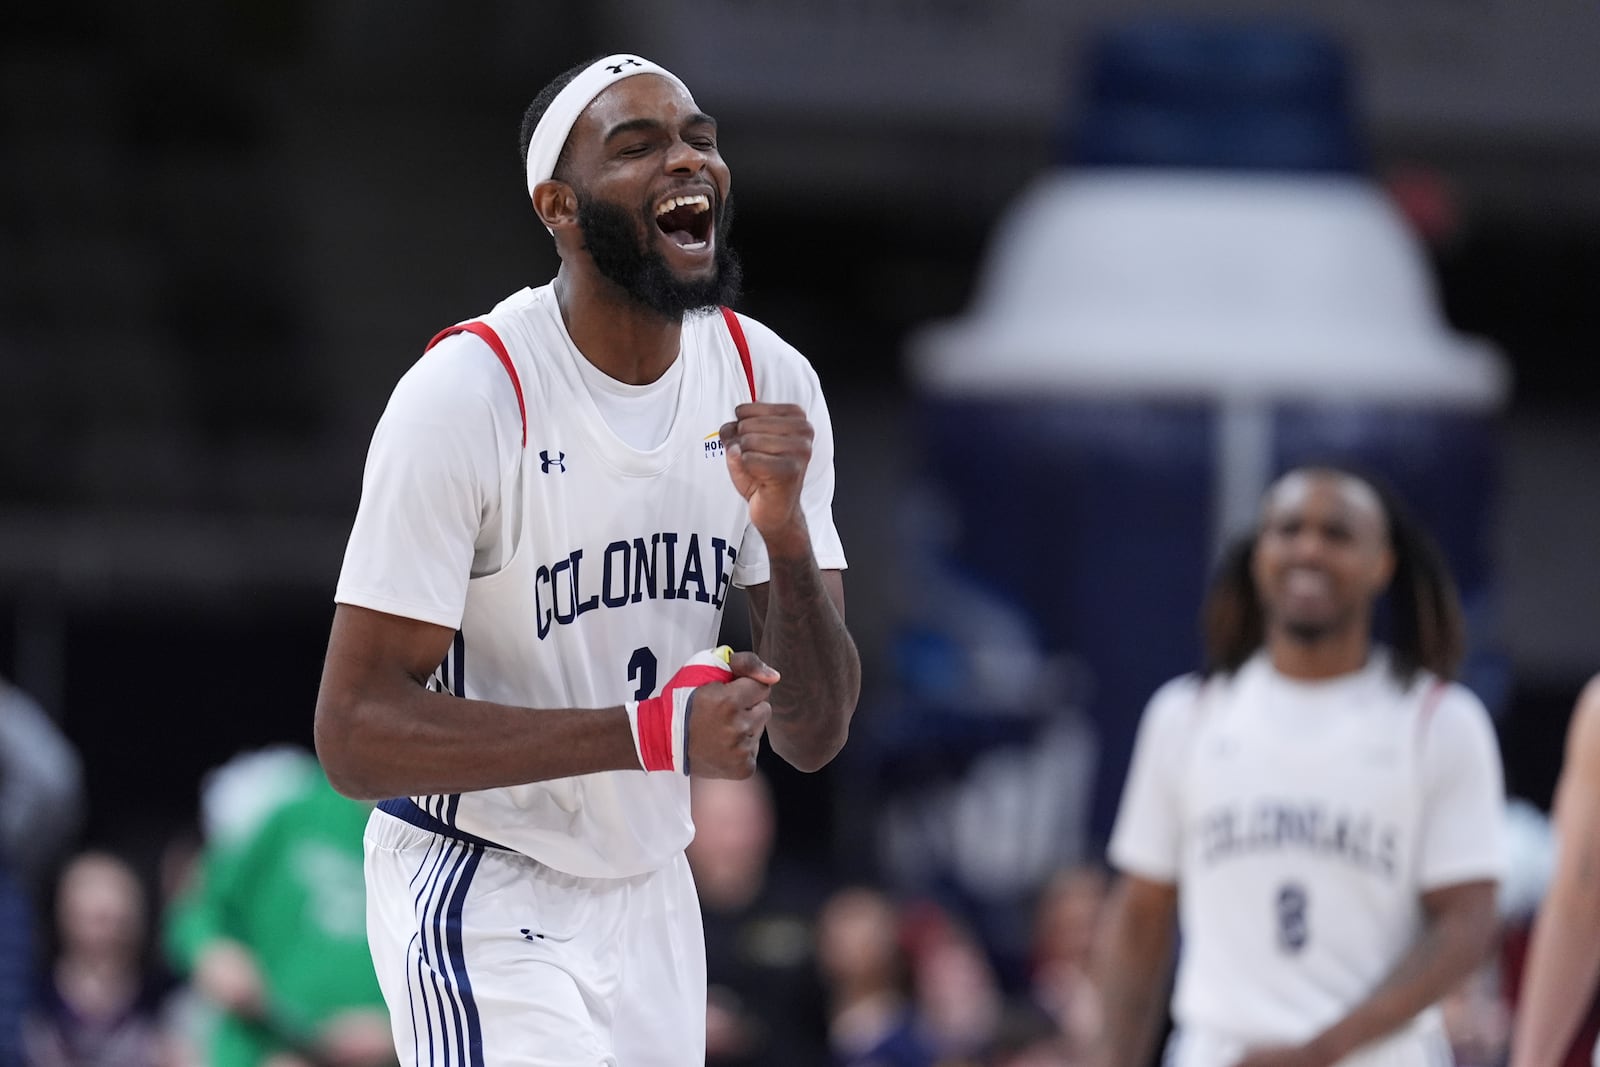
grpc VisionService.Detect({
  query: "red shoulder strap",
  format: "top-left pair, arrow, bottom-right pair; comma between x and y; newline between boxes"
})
426,321 -> 527,447
720,306 -> 756,402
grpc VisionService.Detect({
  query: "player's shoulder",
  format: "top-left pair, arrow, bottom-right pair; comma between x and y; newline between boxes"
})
708,308 -> 820,389
386,314 -> 528,418
1140,672 -> 1212,731
1149,672 -> 1206,707
1578,672 -> 1600,721
717,308 -> 795,354
1565,672 -> 1600,760
1408,672 -> 1500,759
1409,671 -> 1491,722
469,285 -> 549,337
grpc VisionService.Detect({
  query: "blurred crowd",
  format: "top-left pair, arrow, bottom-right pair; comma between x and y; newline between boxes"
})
0,705 -> 390,1067
0,657 -> 1591,1067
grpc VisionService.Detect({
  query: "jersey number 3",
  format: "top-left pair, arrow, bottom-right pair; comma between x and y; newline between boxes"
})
628,647 -> 658,701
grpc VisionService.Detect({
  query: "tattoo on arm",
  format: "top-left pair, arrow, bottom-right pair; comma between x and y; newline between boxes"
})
754,559 -> 860,769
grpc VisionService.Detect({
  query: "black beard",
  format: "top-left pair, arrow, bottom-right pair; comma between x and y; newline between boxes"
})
576,192 -> 742,319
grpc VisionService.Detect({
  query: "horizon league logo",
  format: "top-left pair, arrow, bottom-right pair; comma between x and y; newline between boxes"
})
534,531 -> 739,639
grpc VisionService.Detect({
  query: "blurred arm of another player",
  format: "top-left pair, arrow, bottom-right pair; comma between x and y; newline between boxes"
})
1091,873 -> 1179,1067
313,1008 -> 402,1067
1509,676 -> 1600,1067
317,608 -> 779,796
720,401 -> 860,772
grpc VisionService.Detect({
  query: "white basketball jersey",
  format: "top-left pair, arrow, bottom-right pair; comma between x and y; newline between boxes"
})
1110,650 -> 1505,1054
407,287 -> 772,878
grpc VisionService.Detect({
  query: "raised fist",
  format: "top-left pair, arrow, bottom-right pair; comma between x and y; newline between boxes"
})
720,403 -> 813,539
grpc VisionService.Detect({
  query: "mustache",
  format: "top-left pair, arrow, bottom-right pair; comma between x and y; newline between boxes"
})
574,190 -> 742,318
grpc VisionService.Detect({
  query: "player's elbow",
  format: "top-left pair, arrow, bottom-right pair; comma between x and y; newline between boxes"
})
772,721 -> 851,773
771,674 -> 860,773
780,749 -> 833,774
314,687 -> 390,801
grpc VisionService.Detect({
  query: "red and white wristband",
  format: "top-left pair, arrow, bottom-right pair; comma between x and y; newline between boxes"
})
626,646 -> 735,775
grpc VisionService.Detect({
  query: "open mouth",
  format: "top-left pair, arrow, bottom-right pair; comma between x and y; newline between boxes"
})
1284,568 -> 1332,599
654,192 -> 713,251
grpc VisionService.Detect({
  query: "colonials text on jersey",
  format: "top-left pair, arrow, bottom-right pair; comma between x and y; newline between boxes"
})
1198,799 -> 1402,879
534,532 -> 739,639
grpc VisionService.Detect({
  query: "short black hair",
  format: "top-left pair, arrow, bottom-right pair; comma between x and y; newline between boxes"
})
519,55 -> 606,182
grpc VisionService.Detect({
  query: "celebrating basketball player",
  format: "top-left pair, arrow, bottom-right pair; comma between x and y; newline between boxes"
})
1096,467 -> 1505,1067
314,54 -> 860,1065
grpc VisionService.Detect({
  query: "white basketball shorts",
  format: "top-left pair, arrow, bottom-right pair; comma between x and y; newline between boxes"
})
1166,1016 -> 1453,1067
364,807 -> 706,1066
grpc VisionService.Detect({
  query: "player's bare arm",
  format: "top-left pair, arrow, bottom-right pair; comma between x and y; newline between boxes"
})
315,604 -> 775,798
1232,878 -> 1499,1067
1094,873 -> 1179,1067
720,401 -> 861,772
1510,675 -> 1600,1067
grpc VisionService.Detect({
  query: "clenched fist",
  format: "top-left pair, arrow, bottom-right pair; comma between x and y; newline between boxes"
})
626,647 -> 779,778
720,403 -> 813,542
685,650 -> 779,779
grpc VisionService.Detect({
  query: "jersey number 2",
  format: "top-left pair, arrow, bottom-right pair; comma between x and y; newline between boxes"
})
1276,882 -> 1309,953
628,647 -> 658,701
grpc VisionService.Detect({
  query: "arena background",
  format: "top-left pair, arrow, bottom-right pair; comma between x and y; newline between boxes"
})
2,0 -> 1599,881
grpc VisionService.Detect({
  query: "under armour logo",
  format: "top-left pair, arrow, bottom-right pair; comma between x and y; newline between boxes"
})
540,450 -> 566,473
606,58 -> 643,74
520,928 -> 545,941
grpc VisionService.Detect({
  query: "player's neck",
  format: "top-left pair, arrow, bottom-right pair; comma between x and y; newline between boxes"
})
555,269 -> 683,385
1263,625 -> 1373,681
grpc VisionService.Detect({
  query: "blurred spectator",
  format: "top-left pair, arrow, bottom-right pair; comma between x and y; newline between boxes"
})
0,676 -> 85,1064
688,773 -> 830,1067
0,677 -> 84,898
817,886 -> 935,1067
24,850 -> 170,1066
163,749 -> 391,1067
1027,864 -> 1107,1055
901,902 -> 1005,1062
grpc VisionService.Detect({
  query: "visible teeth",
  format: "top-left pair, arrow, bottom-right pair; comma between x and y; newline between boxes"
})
656,194 -> 710,215
1286,570 -> 1329,596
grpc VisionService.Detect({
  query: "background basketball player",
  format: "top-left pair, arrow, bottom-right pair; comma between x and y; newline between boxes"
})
1095,466 -> 1505,1067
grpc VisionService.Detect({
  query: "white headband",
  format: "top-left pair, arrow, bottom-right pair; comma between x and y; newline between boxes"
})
525,54 -> 692,199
